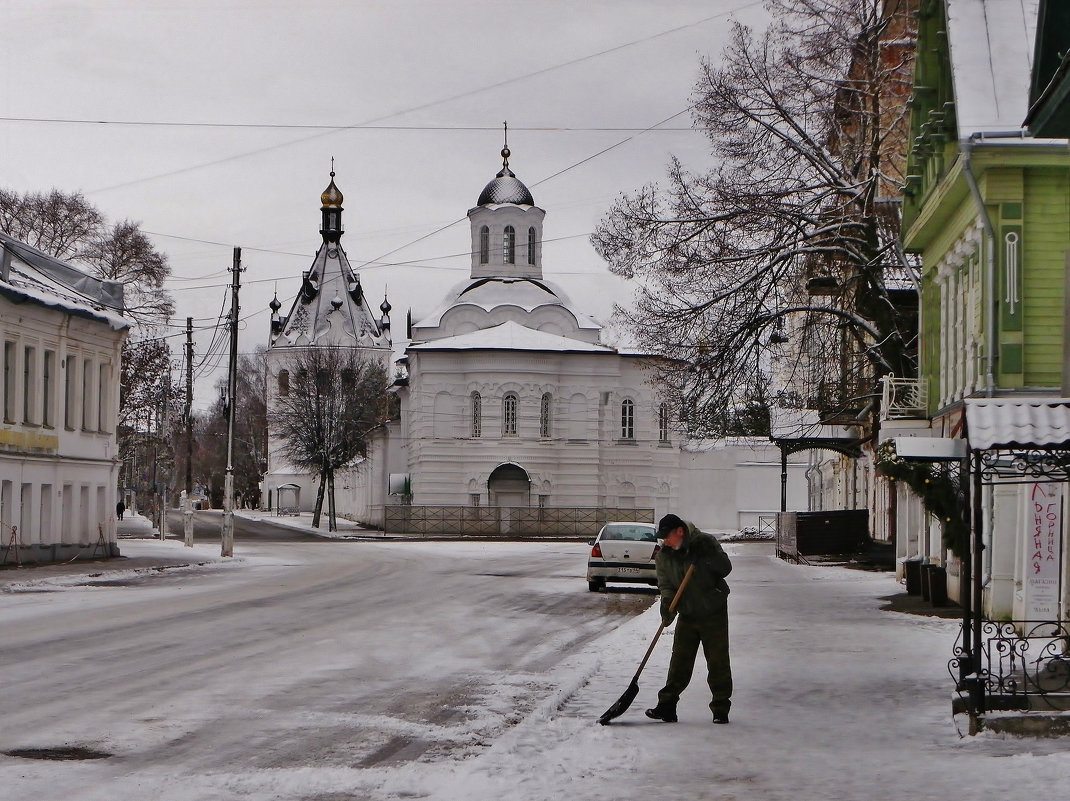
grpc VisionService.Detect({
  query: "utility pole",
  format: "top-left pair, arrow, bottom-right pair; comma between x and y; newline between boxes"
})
221,247 -> 241,557
160,370 -> 170,539
152,386 -> 160,537
184,316 -> 194,547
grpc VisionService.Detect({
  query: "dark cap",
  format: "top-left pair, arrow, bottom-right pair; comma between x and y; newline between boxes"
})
657,513 -> 685,538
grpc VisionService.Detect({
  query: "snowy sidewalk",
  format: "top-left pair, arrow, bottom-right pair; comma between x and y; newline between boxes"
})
405,542 -> 1070,801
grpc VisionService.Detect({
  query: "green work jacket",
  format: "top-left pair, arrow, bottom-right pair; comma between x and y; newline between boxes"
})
656,521 -> 732,623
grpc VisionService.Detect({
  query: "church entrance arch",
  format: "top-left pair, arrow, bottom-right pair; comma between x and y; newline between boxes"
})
488,462 -> 530,536
487,462 -> 531,508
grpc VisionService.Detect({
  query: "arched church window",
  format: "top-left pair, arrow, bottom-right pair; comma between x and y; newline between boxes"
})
621,398 -> 635,440
471,391 -> 482,438
479,226 -> 489,264
503,226 -> 516,264
528,227 -> 537,265
540,392 -> 552,438
659,403 -> 669,443
278,370 -> 289,397
503,392 -> 518,436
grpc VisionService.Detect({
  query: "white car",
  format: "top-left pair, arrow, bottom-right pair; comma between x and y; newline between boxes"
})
586,522 -> 660,592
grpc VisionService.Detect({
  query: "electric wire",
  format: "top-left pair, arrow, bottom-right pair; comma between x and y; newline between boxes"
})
80,0 -> 762,194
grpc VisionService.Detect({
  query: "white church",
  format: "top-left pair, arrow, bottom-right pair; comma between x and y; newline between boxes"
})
263,148 -> 808,534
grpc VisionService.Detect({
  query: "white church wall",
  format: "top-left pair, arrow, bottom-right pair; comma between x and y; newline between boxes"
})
672,440 -> 809,533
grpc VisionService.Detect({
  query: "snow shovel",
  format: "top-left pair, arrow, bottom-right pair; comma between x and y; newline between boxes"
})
598,563 -> 695,725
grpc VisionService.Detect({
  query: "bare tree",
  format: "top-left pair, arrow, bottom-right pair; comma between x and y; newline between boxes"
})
232,347 -> 269,507
0,188 -> 174,328
592,0 -> 917,436
270,347 -> 390,530
2,187 -> 179,498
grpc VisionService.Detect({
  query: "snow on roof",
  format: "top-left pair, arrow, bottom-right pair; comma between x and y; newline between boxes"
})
0,231 -> 129,330
415,277 -> 600,330
946,0 -> 1040,136
407,320 -> 615,354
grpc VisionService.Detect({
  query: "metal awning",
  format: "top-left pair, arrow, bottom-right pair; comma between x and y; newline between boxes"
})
769,408 -> 863,457
964,398 -> 1070,451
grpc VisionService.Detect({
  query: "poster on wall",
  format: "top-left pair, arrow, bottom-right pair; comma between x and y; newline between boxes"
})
1025,481 -> 1063,624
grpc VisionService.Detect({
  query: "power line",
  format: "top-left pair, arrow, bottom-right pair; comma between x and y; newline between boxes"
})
0,117 -> 698,132
163,232 -> 616,293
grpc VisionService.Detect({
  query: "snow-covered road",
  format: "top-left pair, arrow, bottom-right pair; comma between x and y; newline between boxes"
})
2,535 -> 1068,800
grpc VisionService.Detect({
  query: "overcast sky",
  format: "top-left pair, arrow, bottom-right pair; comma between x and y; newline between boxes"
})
0,0 -> 770,409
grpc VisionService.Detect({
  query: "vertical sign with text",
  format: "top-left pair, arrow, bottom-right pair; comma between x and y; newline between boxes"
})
1025,482 -> 1063,622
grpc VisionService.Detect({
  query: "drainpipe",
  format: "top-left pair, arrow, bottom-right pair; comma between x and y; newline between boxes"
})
960,136 -> 999,397
961,131 -> 1046,395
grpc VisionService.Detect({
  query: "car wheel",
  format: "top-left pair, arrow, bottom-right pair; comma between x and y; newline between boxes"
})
588,579 -> 605,592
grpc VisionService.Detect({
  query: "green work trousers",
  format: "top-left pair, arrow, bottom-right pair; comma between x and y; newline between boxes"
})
657,609 -> 732,716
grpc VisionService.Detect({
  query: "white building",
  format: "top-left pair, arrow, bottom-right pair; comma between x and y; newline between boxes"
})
262,171 -> 393,514
0,231 -> 128,565
323,147 -> 810,532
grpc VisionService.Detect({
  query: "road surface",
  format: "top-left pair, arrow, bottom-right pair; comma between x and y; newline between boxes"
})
0,524 -> 651,799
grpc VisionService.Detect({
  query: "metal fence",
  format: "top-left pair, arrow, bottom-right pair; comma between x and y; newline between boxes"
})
383,505 -> 655,537
951,619 -> 1070,715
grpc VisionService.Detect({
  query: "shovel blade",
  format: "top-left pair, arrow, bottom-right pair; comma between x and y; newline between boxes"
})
598,678 -> 639,725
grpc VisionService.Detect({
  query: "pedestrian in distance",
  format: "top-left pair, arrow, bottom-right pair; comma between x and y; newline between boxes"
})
116,500 -> 125,521
645,513 -> 734,725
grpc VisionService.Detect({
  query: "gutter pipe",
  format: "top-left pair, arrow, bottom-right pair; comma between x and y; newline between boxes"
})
960,132 -> 1014,397
959,131 -> 1066,396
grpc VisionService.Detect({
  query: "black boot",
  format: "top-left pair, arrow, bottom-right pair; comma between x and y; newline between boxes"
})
644,702 -> 678,723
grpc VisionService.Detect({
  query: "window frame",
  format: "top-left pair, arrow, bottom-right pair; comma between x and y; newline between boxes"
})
540,392 -> 552,439
471,391 -> 482,438
503,225 -> 516,265
502,391 -> 518,437
621,398 -> 635,440
479,225 -> 490,264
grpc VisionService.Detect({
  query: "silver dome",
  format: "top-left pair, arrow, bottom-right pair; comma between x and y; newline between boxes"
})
477,166 -> 534,206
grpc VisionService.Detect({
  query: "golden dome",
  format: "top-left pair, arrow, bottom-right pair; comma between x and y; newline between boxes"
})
320,171 -> 343,208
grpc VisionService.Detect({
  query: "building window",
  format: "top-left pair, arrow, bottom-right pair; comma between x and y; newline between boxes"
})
43,350 -> 55,428
471,391 -> 482,438
479,226 -> 489,264
503,225 -> 516,264
81,358 -> 92,431
528,226 -> 536,265
278,369 -> 289,397
540,392 -> 552,438
64,354 -> 75,429
470,493 -> 480,507
23,345 -> 36,424
98,362 -> 109,432
621,399 -> 635,440
2,341 -> 14,423
503,392 -> 518,437
659,403 -> 669,443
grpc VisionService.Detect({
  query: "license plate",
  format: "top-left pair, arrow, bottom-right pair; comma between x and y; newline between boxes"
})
618,567 -> 641,575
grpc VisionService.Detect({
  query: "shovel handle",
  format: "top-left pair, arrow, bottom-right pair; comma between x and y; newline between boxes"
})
631,563 -> 696,682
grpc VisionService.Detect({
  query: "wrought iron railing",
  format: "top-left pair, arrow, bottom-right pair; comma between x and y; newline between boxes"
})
950,619 -> 1070,714
880,375 -> 927,419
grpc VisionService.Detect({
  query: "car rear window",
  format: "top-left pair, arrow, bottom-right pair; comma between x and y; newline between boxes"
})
603,525 -> 657,542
